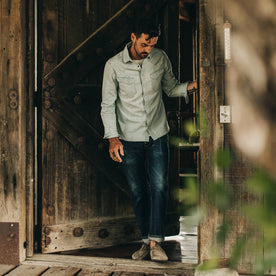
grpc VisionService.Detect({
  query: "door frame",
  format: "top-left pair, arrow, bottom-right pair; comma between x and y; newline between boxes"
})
26,0 -> 202,260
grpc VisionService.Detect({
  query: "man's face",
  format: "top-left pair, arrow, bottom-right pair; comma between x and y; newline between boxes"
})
131,33 -> 158,59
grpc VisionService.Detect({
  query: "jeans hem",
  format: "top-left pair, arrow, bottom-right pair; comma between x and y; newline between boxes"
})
149,235 -> 164,242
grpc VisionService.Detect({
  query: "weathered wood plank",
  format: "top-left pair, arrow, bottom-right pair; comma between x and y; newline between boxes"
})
26,0 -> 35,258
0,0 -> 31,264
198,0 -> 219,263
24,254 -> 196,275
5,265 -> 48,276
76,271 -> 110,276
41,266 -> 81,276
42,216 -> 140,253
0,265 -> 16,276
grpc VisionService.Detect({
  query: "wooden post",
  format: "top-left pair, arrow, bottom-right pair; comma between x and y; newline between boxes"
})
0,0 -> 34,264
198,0 -> 219,262
198,0 -> 260,273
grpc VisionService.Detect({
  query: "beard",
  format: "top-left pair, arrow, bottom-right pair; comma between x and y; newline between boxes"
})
134,42 -> 148,59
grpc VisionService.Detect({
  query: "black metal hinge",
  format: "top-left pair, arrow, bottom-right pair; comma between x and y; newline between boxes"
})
34,91 -> 39,107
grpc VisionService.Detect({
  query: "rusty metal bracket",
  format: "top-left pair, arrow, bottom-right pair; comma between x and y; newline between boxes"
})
0,222 -> 19,265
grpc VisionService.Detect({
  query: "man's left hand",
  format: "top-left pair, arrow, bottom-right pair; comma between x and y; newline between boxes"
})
187,81 -> 198,95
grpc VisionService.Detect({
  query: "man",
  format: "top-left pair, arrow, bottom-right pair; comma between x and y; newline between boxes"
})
101,17 -> 197,261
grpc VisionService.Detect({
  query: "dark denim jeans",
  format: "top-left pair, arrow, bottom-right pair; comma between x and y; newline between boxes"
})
121,135 -> 169,243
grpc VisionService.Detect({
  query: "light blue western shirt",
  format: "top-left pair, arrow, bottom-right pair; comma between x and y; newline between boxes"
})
101,42 -> 190,142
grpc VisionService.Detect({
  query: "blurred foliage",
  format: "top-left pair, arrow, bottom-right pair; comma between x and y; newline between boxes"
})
171,119 -> 276,275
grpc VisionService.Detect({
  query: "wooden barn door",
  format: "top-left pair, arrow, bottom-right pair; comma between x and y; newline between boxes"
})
39,0 -> 181,254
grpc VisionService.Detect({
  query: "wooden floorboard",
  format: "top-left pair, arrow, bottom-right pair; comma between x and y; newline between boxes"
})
24,254 -> 195,275
0,265 -> 16,276
42,266 -> 81,276
4,265 -> 48,276
76,271 -> 110,276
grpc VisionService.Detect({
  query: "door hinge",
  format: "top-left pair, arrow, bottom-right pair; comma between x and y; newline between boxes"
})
34,91 -> 39,107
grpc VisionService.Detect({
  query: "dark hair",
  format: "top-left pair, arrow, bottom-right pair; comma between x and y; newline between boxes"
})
132,17 -> 161,39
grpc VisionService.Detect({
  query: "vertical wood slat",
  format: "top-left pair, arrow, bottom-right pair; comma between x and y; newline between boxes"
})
198,0 -> 218,262
198,0 -> 259,273
26,0 -> 35,258
0,0 -> 32,264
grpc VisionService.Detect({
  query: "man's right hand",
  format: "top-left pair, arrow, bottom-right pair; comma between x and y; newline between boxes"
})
108,137 -> 124,163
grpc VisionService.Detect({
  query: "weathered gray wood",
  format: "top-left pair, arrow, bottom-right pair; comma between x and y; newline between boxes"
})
5,265 -> 48,276
198,0 -> 219,262
42,216 -> 140,253
24,254 -> 195,275
0,265 -> 16,275
41,266 -> 81,276
198,0 -> 262,274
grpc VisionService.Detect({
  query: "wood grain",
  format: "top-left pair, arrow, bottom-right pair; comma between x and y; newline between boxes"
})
4,265 -> 48,276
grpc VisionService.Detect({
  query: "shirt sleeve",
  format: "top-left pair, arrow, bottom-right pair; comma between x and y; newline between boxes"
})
161,51 -> 190,104
101,61 -> 119,139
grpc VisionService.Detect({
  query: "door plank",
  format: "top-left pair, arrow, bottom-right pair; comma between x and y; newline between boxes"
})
5,265 -> 48,276
41,266 -> 81,276
42,107 -> 130,197
42,216 -> 140,253
0,265 -> 16,276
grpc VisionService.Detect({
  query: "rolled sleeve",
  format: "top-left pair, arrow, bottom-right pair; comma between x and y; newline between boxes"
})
101,61 -> 119,139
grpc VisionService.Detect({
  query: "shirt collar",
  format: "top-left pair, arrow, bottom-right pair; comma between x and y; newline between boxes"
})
122,41 -> 153,63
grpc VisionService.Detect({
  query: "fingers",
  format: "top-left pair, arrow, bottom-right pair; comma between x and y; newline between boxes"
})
109,139 -> 124,163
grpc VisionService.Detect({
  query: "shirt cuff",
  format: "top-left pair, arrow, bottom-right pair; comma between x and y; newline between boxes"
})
183,81 -> 190,104
103,131 -> 119,140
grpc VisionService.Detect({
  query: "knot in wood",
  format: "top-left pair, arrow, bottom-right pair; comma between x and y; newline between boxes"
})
47,77 -> 56,87
44,100 -> 51,109
47,205 -> 55,216
44,91 -> 51,98
9,99 -> 18,109
45,53 -> 55,63
8,89 -> 18,100
73,227 -> 84,237
98,228 -> 109,239
44,227 -> 51,235
46,131 -> 56,140
45,236 -> 51,247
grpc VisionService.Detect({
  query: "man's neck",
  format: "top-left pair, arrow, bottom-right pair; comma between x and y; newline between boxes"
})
129,45 -> 141,60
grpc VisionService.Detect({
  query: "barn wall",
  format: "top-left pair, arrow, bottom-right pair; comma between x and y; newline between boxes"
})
0,0 -> 34,264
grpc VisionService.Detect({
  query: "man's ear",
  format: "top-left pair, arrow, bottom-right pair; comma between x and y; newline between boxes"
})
130,33 -> 136,42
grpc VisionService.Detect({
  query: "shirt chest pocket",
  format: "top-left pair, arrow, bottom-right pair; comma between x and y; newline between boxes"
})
150,68 -> 164,91
117,77 -> 136,95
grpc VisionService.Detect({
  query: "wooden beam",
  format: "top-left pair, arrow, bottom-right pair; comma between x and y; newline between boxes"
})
42,216 -> 140,253
198,0 -> 219,262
